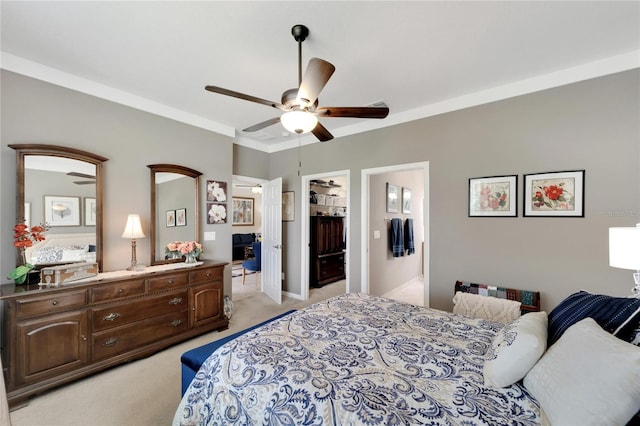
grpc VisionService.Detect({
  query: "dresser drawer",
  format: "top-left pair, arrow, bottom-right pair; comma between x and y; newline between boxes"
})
91,278 -> 146,303
189,266 -> 222,284
15,290 -> 88,319
147,271 -> 189,291
92,310 -> 188,361
92,290 -> 188,332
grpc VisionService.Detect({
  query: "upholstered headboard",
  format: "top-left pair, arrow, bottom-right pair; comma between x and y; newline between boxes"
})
25,233 -> 96,265
455,280 -> 541,313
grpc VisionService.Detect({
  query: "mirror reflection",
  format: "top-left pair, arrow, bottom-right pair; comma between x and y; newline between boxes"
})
148,164 -> 201,265
10,144 -> 107,271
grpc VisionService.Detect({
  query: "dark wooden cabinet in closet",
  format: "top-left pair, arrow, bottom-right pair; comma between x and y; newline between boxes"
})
310,216 -> 345,287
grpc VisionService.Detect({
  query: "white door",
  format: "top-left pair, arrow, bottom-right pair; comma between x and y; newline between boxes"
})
261,177 -> 282,304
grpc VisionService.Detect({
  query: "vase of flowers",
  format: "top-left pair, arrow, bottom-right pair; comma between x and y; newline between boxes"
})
8,222 -> 48,284
178,241 -> 202,264
165,241 -> 183,260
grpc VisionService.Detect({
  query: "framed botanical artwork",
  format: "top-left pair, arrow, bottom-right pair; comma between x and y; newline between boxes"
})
386,183 -> 399,213
84,197 -> 97,226
402,187 -> 412,214
283,191 -> 295,222
207,203 -> 227,224
176,208 -> 186,226
206,180 -> 227,202
468,175 -> 517,217
524,170 -> 585,217
232,197 -> 254,226
166,210 -> 176,227
44,195 -> 81,226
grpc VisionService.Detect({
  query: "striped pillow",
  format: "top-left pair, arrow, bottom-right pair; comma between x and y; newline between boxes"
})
548,291 -> 640,346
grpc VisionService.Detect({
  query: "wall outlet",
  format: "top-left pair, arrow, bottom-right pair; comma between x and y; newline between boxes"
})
204,231 -> 216,241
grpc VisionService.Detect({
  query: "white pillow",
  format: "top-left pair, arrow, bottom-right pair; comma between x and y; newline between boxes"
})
453,291 -> 521,323
523,317 -> 640,426
483,311 -> 547,388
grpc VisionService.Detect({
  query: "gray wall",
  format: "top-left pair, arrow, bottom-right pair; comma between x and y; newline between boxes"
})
270,70 -> 640,312
1,71 -> 235,294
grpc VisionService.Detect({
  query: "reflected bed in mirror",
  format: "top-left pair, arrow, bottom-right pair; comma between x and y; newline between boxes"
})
148,164 -> 202,266
10,144 -> 107,271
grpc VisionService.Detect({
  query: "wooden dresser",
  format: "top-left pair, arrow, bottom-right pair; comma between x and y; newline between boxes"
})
0,260 -> 228,409
310,216 -> 346,287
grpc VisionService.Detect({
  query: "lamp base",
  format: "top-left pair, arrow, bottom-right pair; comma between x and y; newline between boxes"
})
127,263 -> 145,272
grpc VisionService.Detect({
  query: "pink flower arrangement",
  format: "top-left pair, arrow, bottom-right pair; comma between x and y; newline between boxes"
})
178,241 -> 202,256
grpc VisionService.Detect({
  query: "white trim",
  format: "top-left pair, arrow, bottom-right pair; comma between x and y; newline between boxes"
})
361,161 -> 430,307
3,50 -> 637,154
301,169 -> 350,301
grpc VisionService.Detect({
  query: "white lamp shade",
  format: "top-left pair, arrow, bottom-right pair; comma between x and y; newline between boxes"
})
609,226 -> 640,270
280,111 -> 318,134
122,214 -> 145,239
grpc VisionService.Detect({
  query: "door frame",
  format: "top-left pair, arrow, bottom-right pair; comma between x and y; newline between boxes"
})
360,162 -> 430,306
300,170 -> 351,300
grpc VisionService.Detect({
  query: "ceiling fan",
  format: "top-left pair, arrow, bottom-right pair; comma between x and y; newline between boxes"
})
234,183 -> 262,194
67,171 -> 95,185
205,25 -> 389,142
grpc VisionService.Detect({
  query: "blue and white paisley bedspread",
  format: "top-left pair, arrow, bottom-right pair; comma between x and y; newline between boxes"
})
174,293 -> 542,425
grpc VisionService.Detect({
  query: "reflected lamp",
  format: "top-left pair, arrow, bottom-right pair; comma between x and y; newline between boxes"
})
609,224 -> 640,298
122,214 -> 145,271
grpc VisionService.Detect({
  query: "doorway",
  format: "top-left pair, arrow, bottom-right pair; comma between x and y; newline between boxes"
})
300,170 -> 350,301
361,162 -> 430,307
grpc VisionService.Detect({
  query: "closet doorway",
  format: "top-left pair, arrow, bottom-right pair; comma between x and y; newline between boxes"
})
300,170 -> 350,301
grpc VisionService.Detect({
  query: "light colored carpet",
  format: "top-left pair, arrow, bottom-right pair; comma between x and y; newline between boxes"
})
9,276 -> 349,426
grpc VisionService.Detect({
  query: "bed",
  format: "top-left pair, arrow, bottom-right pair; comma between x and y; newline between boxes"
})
24,232 -> 96,265
174,291 -> 640,426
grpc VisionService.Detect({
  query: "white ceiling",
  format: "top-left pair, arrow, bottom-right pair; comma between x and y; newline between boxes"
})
1,1 -> 639,153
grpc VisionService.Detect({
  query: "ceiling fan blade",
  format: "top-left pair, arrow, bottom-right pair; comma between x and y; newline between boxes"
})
74,181 -> 95,185
243,117 -> 281,133
311,122 -> 334,142
67,171 -> 95,179
316,106 -> 390,119
297,58 -> 335,106
205,85 -> 284,110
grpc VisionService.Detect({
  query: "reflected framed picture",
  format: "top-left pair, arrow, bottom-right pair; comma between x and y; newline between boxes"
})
176,208 -> 186,226
166,210 -> 176,227
24,202 -> 31,228
524,170 -> 585,217
468,175 -> 517,217
283,191 -> 295,222
44,195 -> 80,226
232,197 -> 254,226
84,197 -> 96,226
402,187 -> 411,214
386,183 -> 399,213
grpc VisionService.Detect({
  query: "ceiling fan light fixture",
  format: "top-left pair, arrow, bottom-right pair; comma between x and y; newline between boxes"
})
281,111 -> 317,134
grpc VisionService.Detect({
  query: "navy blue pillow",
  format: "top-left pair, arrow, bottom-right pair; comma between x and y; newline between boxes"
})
548,291 -> 640,346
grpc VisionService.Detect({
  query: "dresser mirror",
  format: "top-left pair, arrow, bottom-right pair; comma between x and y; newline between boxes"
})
10,144 -> 108,271
148,164 -> 202,265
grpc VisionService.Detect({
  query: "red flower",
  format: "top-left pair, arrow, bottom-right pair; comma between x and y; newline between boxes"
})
544,185 -> 563,201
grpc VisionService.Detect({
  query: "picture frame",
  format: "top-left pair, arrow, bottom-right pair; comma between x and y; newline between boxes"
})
232,197 -> 254,226
402,187 -> 412,214
524,170 -> 585,217
206,203 -> 227,224
206,180 -> 227,202
166,210 -> 176,227
386,183 -> 399,213
283,191 -> 295,222
84,197 -> 96,226
44,195 -> 80,226
175,208 -> 187,227
24,202 -> 31,228
468,175 -> 518,217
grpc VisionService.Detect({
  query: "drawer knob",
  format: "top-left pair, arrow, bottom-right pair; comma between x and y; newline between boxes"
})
51,300 -> 59,306
169,297 -> 183,305
206,273 -> 211,277
103,337 -> 119,347
80,335 -> 87,341
103,312 -> 121,322
170,320 -> 182,327
168,279 -> 174,284
118,288 -> 124,294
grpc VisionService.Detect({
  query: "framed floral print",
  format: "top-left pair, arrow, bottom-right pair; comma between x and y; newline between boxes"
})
402,187 -> 411,214
206,180 -> 227,202
84,197 -> 96,226
524,170 -> 585,217
232,197 -> 254,226
386,183 -> 399,213
468,175 -> 517,217
166,210 -> 176,227
176,208 -> 187,226
283,191 -> 295,222
207,203 -> 227,224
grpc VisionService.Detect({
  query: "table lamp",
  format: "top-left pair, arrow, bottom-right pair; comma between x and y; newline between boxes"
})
609,224 -> 640,298
122,214 -> 145,271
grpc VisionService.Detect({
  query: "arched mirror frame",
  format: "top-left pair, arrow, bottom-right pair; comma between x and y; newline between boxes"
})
9,143 -> 108,272
148,164 -> 202,266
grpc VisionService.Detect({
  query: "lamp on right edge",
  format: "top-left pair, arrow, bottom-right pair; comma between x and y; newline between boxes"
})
609,224 -> 640,298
